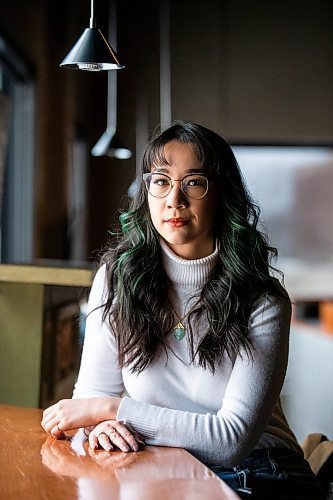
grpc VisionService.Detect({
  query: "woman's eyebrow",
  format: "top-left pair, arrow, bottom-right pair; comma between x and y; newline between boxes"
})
152,166 -> 170,172
185,168 -> 206,173
152,167 -> 206,173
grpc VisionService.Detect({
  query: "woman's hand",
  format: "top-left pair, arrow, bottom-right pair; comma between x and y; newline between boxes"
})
88,420 -> 144,452
41,397 -> 121,438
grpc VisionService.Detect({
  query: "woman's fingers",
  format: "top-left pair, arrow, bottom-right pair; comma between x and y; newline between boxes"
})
42,415 -> 60,435
95,428 -> 131,452
108,428 -> 132,452
89,421 -> 140,452
113,424 -> 139,451
51,424 -> 66,439
41,406 -> 65,435
41,411 -> 56,432
41,411 -> 67,439
97,432 -> 114,451
89,430 -> 114,451
48,420 -> 66,439
134,433 -> 145,447
42,403 -> 57,419
88,431 -> 99,450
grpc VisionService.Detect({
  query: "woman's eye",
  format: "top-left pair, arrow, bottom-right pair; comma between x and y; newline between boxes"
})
185,178 -> 204,186
153,177 -> 169,186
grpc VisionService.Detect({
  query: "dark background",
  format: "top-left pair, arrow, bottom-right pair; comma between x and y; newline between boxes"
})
1,0 -> 332,262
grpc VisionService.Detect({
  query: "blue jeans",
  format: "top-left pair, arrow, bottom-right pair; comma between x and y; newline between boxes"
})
209,448 -> 324,499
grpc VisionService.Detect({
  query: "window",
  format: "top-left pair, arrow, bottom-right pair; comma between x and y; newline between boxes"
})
0,33 -> 35,263
232,145 -> 333,298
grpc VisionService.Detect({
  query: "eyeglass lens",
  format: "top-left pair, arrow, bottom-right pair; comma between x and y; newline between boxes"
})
145,173 -> 208,199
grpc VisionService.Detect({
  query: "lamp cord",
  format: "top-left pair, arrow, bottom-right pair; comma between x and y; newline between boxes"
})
90,0 -> 96,28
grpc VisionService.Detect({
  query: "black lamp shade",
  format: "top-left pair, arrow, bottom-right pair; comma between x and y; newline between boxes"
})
60,28 -> 124,71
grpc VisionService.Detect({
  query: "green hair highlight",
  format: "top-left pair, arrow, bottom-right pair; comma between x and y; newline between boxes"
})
100,122 -> 288,373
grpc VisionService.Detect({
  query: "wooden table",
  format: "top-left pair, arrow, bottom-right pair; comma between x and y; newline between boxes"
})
0,405 -> 239,499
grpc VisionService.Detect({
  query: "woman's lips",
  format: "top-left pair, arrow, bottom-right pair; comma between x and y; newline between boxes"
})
165,218 -> 190,228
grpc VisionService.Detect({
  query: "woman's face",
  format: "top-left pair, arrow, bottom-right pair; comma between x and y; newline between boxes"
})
147,140 -> 218,259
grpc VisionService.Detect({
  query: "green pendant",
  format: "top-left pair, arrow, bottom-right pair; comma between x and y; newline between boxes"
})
174,322 -> 186,341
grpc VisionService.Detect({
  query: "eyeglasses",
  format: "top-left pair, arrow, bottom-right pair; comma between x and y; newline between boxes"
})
142,172 -> 209,199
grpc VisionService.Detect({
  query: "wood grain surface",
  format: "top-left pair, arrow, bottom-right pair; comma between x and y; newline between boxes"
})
0,404 -> 239,499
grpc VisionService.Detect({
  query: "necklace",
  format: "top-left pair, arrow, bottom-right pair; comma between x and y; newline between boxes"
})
174,320 -> 186,341
171,307 -> 192,341
171,299 -> 201,341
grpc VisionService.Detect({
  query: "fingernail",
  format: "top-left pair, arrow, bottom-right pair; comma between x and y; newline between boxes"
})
122,445 -> 129,452
132,444 -> 139,451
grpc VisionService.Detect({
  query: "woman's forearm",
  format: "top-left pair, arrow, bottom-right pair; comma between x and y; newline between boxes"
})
41,396 -> 122,438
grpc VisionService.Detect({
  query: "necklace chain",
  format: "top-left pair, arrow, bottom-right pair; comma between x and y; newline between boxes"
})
170,300 -> 200,341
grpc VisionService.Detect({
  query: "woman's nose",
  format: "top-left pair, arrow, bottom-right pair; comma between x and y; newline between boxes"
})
166,181 -> 188,208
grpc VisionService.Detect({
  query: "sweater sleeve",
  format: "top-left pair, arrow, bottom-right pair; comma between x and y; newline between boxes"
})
117,292 -> 292,467
72,265 -> 125,399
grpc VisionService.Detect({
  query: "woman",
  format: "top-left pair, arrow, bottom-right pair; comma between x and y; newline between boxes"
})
42,123 -> 322,498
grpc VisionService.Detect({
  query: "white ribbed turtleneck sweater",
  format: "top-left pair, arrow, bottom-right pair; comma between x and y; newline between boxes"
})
73,240 -> 301,467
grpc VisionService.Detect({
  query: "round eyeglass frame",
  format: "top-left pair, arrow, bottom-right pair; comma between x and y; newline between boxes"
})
142,172 -> 209,200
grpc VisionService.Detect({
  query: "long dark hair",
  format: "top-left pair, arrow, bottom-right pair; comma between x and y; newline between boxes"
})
101,122 -> 286,373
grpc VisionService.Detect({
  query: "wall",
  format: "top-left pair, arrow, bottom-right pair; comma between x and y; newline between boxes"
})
1,0 -> 333,259
170,0 -> 333,140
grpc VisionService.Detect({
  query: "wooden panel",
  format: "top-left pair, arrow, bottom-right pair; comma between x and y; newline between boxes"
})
0,283 -> 43,406
0,264 -> 92,408
0,405 -> 239,500
0,264 -> 93,287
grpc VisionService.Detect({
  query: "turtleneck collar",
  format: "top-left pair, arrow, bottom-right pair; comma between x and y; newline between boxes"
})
160,238 -> 218,289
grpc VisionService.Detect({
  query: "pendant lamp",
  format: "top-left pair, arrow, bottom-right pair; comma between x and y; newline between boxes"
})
91,71 -> 131,158
91,0 -> 132,158
60,0 -> 124,71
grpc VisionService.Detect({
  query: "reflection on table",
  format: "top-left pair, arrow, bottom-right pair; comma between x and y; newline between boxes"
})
0,404 -> 239,499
